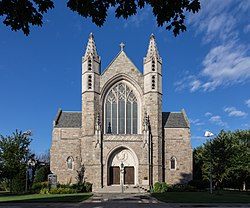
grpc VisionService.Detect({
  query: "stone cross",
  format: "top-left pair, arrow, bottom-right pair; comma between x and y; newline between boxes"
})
120,42 -> 125,51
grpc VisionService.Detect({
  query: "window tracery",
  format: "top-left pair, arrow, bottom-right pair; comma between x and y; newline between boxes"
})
105,82 -> 138,134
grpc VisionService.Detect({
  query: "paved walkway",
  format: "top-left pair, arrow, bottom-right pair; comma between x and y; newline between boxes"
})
0,193 -> 250,208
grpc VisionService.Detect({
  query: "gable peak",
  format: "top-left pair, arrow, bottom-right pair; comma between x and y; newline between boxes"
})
83,32 -> 100,62
144,33 -> 162,63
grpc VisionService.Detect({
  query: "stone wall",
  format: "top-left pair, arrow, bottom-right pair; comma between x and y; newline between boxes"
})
164,128 -> 192,184
50,128 -> 81,184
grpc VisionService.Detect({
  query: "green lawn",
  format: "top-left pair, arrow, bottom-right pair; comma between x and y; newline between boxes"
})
0,192 -> 92,203
152,191 -> 250,203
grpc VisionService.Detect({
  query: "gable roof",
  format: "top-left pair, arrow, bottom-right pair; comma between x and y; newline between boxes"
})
54,110 -> 81,128
53,110 -> 189,129
101,50 -> 142,76
162,112 -> 190,128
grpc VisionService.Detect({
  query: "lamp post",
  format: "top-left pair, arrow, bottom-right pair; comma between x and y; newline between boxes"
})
23,130 -> 32,192
121,162 -> 124,193
204,131 -> 214,194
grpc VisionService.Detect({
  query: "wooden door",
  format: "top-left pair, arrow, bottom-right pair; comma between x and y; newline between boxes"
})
110,166 -> 120,185
124,166 -> 134,185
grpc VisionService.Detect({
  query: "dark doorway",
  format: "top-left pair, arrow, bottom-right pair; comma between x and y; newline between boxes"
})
124,166 -> 134,184
110,166 -> 120,185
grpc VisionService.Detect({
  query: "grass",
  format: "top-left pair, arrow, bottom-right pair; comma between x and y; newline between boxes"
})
0,192 -> 92,203
152,191 -> 250,203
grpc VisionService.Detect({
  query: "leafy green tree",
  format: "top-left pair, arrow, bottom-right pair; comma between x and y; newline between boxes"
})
0,130 -> 32,192
193,129 -> 250,191
0,0 -> 200,36
228,130 -> 250,191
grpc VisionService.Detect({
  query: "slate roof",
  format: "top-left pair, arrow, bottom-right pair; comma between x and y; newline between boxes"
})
54,110 -> 81,128
54,110 -> 189,129
162,112 -> 189,128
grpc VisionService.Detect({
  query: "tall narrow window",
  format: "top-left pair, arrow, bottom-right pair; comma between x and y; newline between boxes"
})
67,157 -> 73,170
152,75 -> 156,89
152,59 -> 155,71
105,82 -> 138,134
88,75 -> 92,89
170,157 -> 176,170
88,59 -> 92,71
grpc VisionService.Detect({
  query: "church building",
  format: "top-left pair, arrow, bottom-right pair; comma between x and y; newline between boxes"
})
50,33 -> 192,192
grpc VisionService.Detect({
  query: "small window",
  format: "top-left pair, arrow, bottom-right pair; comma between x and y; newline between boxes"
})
152,75 -> 156,89
88,59 -> 92,70
170,157 -> 176,170
88,75 -> 92,89
67,157 -> 73,170
152,59 -> 155,71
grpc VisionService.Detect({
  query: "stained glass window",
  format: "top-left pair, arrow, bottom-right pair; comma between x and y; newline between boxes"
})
105,82 -> 138,134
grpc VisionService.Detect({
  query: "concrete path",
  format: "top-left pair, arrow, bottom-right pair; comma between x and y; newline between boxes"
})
0,193 -> 250,208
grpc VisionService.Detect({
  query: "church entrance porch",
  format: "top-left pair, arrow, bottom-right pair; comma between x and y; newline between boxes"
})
107,147 -> 138,186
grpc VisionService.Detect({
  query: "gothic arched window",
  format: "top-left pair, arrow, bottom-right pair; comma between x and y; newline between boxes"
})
67,157 -> 73,170
105,82 -> 138,134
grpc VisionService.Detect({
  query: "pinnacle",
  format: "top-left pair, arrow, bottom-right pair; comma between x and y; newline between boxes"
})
83,32 -> 100,61
144,34 -> 161,63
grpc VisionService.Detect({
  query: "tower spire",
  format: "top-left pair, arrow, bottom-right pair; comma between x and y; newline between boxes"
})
144,33 -> 162,63
83,32 -> 100,62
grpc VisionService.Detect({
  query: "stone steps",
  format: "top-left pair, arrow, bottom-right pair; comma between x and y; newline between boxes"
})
94,185 -> 149,193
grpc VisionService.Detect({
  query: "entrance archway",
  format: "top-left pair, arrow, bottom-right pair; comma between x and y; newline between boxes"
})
107,147 -> 138,186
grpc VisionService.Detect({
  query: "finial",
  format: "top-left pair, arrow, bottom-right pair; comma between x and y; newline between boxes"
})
89,32 -> 93,38
120,42 -> 125,51
150,33 -> 155,39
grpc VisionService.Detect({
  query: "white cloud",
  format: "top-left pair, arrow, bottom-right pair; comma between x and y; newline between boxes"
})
201,42 -> 250,91
209,115 -> 228,127
205,112 -> 212,117
246,99 -> 250,108
224,107 -> 247,117
190,118 -> 204,126
176,1 -> 250,92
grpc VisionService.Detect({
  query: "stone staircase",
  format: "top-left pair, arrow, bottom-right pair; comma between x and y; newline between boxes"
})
94,185 -> 149,193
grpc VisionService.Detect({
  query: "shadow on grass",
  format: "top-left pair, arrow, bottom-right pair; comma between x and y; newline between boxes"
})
0,192 -> 92,203
152,191 -> 250,203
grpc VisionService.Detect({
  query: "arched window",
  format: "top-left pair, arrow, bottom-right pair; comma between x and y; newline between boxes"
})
67,157 -> 73,170
170,157 -> 176,170
105,82 -> 138,134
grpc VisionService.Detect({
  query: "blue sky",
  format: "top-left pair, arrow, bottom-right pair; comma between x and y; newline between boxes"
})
0,0 -> 250,154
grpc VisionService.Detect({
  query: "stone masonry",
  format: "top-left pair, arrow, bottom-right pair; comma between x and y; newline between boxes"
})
50,33 -> 193,191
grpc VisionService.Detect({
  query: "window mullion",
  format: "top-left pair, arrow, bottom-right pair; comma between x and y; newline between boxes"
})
110,101 -> 112,133
131,102 -> 133,134
117,92 -> 119,134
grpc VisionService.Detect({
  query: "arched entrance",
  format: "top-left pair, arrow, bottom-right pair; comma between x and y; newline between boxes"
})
107,147 -> 138,186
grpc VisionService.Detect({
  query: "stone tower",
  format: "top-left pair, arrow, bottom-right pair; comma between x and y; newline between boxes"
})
143,34 -> 163,183
81,33 -> 102,189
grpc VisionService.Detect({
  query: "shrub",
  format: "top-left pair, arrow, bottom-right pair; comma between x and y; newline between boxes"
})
32,181 -> 49,193
40,188 -> 50,194
85,182 -> 92,192
153,182 -> 169,193
49,187 -> 75,194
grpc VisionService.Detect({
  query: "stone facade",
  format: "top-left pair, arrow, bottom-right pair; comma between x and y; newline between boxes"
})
50,34 -> 192,191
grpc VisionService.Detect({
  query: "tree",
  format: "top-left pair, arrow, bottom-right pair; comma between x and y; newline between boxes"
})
0,0 -> 200,36
193,129 -> 250,191
0,130 -> 32,192
228,130 -> 250,191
